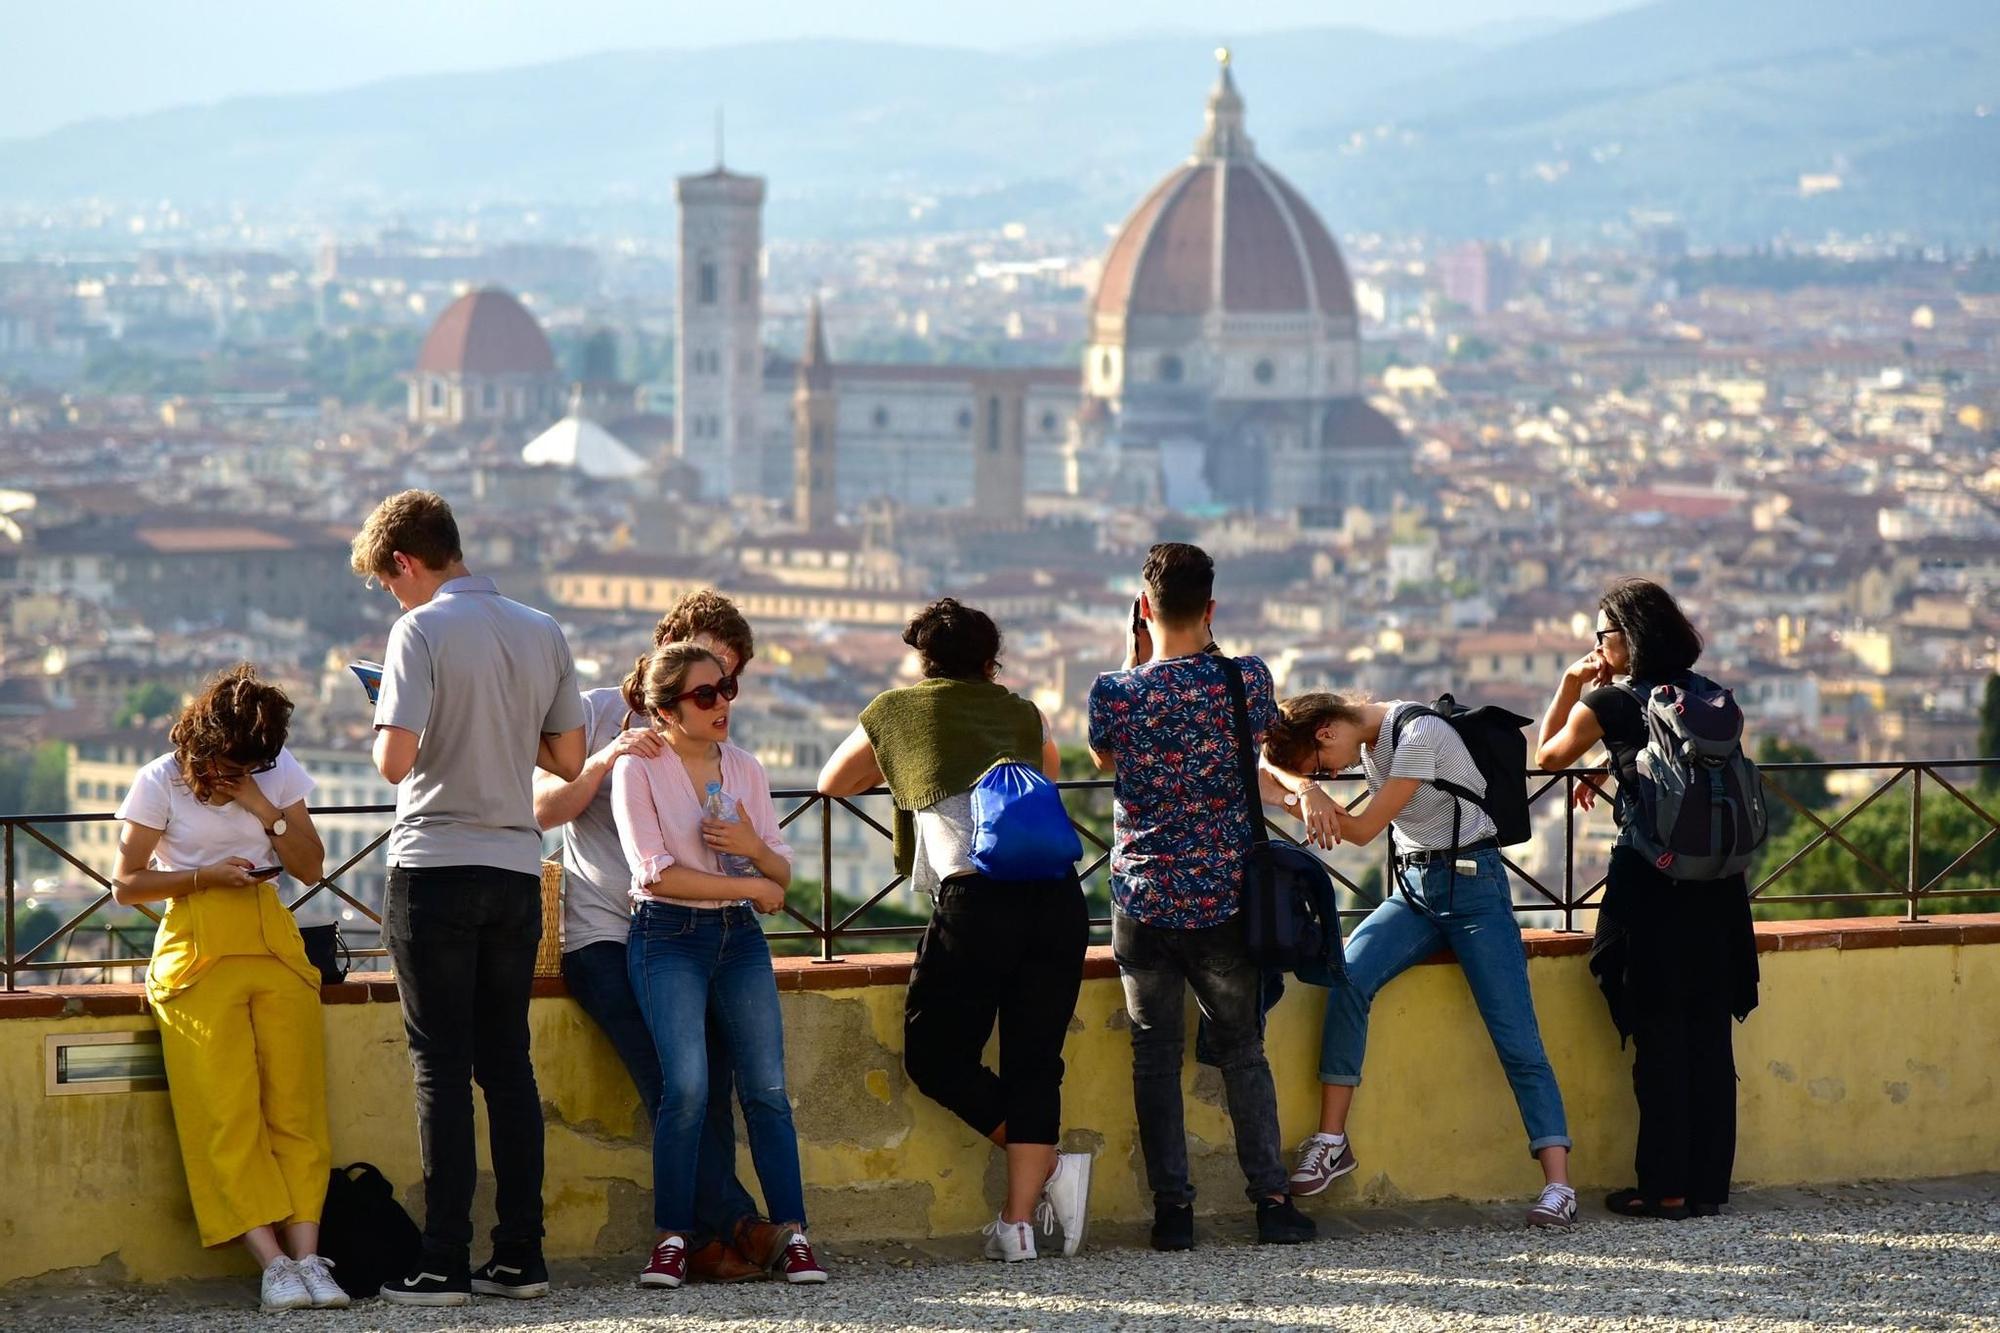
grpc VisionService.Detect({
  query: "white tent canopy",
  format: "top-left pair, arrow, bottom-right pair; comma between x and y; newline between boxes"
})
522,411 -> 647,480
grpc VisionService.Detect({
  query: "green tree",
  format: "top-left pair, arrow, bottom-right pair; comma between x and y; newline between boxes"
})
1979,675 -> 2000,790
1753,783 -> 2000,920
113,683 -> 181,729
1755,736 -> 1832,843
25,743 -> 66,816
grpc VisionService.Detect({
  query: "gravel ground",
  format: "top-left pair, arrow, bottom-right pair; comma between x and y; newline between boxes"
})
8,1179 -> 2000,1332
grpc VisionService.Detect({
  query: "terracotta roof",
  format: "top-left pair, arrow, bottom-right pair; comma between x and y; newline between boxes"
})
1093,160 -> 1355,322
415,288 -> 556,376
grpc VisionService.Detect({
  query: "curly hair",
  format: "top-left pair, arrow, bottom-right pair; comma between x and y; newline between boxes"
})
1262,692 -> 1372,776
169,664 -> 293,803
903,597 -> 1001,680
655,589 -> 755,671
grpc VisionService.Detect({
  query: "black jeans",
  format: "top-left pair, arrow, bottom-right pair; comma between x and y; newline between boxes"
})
903,874 -> 1089,1145
1112,909 -> 1287,1205
562,939 -> 762,1242
1614,856 -> 1742,1206
385,865 -> 543,1266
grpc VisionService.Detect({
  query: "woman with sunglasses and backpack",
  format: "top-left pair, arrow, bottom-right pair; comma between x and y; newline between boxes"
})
611,642 -> 828,1290
1261,693 -> 1577,1229
111,664 -> 345,1311
816,598 -> 1091,1264
1534,577 -> 1759,1221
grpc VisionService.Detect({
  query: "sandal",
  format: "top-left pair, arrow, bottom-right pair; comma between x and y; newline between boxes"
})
1604,1188 -> 1691,1220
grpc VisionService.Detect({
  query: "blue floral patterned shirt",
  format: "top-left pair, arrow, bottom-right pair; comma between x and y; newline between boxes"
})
1087,653 -> 1277,930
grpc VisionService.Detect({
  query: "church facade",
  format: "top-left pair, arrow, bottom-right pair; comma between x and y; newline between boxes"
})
672,52 -> 1408,521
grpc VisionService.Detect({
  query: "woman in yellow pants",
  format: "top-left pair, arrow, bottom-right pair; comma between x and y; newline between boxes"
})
114,665 -> 342,1312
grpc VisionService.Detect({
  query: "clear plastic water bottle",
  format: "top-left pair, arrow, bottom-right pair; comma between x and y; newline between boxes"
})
703,781 -> 759,877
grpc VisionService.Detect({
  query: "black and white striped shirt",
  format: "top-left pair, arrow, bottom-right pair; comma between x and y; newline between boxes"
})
1360,701 -> 1499,856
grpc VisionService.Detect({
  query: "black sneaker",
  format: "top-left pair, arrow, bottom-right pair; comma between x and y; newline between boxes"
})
472,1250 -> 550,1299
1256,1195 -> 1317,1245
379,1261 -> 471,1307
1150,1202 -> 1195,1252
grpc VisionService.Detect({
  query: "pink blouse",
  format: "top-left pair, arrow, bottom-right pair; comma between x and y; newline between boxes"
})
610,741 -> 793,909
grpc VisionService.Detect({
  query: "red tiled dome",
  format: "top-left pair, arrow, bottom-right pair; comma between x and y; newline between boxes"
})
1093,160 -> 1356,322
415,288 -> 556,376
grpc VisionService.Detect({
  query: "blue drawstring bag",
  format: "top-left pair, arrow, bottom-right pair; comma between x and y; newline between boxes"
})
968,760 -> 1083,882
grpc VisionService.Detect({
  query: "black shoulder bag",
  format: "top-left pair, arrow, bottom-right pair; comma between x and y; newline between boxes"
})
1219,658 -> 1344,977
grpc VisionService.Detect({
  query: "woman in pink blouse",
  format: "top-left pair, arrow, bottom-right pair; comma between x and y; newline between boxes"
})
610,642 -> 827,1290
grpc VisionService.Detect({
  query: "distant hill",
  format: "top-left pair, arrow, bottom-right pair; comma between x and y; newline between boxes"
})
2,0 -> 1996,244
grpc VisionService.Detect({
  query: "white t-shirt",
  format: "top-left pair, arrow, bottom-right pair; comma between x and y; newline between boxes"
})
116,749 -> 316,881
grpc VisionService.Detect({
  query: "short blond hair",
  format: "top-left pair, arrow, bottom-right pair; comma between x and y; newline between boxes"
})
350,490 -> 460,578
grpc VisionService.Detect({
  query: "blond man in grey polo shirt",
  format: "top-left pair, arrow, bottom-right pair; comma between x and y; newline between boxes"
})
350,490 -> 586,1308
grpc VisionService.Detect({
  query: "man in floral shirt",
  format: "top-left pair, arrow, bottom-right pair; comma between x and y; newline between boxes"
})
1087,542 -> 1314,1251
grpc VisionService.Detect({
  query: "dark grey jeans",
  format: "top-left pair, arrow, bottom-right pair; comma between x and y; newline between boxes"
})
1112,909 -> 1288,1206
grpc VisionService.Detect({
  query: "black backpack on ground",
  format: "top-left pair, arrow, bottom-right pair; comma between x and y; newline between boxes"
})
1387,693 -> 1535,849
1220,658 -> 1345,976
319,1162 -> 422,1298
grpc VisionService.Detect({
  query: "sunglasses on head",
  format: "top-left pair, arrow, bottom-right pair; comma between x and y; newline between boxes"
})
665,675 -> 740,711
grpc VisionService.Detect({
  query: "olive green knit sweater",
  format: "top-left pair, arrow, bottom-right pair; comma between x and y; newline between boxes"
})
858,678 -> 1045,876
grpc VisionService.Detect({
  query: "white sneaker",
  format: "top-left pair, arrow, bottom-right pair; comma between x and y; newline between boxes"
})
259,1256 -> 312,1312
982,1216 -> 1037,1262
1034,1151 -> 1093,1257
1527,1183 -> 1579,1228
293,1254 -> 350,1309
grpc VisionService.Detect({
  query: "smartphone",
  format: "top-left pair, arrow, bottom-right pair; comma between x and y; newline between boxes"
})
248,865 -> 284,881
1130,596 -> 1144,633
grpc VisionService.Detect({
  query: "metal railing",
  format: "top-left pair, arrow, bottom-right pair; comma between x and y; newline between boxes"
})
5,759 -> 1996,987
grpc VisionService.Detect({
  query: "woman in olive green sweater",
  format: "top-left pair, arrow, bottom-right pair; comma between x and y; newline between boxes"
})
817,598 -> 1092,1263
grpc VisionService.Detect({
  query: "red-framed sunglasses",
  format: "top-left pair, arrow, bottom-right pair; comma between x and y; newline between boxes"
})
665,675 -> 740,711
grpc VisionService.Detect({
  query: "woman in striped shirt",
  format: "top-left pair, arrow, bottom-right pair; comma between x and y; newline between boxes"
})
1262,694 -> 1577,1228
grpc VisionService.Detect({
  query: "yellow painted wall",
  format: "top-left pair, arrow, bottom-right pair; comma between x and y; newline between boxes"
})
4,938 -> 1997,1285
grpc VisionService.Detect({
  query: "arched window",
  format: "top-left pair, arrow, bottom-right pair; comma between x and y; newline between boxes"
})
1253,358 -> 1275,385
872,406 -> 889,428
985,396 -> 1002,453
1159,354 -> 1183,383
698,260 -> 718,305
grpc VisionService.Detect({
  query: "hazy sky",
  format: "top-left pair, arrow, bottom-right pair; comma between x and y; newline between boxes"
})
4,0 -> 1634,141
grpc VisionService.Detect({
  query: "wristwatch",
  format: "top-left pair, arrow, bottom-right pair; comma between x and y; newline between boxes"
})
1282,783 -> 1323,809
265,817 -> 287,838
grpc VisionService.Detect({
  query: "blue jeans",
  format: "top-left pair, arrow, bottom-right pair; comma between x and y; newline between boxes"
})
563,939 -> 761,1243
1318,848 -> 1571,1154
627,903 -> 808,1234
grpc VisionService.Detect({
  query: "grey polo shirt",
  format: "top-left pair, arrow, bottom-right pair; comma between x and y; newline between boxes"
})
375,575 -> 587,876
559,687 -> 643,951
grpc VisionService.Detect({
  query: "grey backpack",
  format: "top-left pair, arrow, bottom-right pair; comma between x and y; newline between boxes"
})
1618,673 -> 1767,880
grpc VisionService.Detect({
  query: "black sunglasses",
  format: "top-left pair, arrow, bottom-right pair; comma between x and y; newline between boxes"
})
665,675 -> 740,711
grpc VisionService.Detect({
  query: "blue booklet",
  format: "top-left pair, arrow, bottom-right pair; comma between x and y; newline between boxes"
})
348,660 -> 384,705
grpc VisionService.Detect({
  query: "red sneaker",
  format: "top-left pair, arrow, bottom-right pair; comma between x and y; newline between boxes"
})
639,1236 -> 687,1289
778,1232 -> 828,1285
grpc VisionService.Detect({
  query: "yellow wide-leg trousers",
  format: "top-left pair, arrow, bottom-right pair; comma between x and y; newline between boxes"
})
152,955 -> 331,1248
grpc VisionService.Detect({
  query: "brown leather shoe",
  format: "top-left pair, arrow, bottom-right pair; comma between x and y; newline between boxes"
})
732,1219 -> 791,1272
686,1239 -> 765,1283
